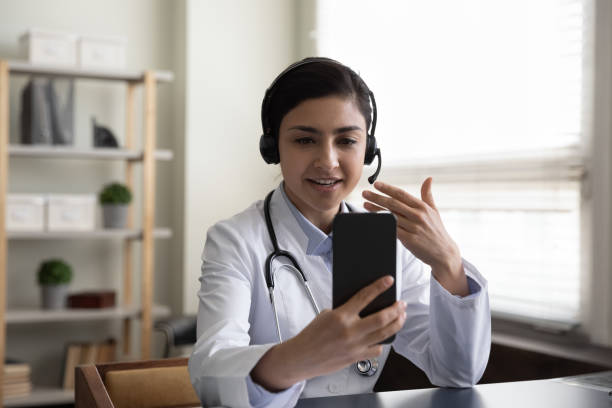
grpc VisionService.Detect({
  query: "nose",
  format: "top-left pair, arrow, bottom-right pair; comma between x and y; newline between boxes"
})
314,140 -> 339,170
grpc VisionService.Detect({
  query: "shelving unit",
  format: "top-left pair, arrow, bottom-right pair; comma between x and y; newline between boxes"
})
0,60 -> 174,406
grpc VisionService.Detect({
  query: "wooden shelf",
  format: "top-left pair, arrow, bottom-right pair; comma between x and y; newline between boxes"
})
0,60 -> 171,402
6,228 -> 172,240
8,145 -> 173,161
6,60 -> 173,83
6,305 -> 171,324
4,387 -> 73,407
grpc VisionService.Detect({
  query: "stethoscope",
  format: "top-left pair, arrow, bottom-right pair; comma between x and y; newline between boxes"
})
263,190 -> 379,377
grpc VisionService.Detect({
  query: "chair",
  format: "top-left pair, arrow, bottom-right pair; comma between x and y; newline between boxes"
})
75,357 -> 200,408
154,315 -> 197,358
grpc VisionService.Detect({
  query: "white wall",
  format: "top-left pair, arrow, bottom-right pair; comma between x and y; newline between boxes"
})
182,0 -> 297,313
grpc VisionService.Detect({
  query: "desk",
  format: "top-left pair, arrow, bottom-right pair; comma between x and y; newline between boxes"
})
296,379 -> 610,408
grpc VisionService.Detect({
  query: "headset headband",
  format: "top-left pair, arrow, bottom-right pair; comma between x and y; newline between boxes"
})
261,57 -> 377,139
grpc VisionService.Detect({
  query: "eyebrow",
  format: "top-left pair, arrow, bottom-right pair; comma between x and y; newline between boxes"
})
287,125 -> 363,135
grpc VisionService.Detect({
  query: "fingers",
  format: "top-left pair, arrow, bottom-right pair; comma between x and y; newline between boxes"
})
373,181 -> 425,209
362,309 -> 406,346
341,275 -> 394,316
420,177 -> 437,210
363,201 -> 386,213
362,190 -> 422,222
357,300 -> 406,335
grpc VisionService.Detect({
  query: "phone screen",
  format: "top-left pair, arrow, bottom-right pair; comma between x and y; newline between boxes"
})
332,212 -> 397,344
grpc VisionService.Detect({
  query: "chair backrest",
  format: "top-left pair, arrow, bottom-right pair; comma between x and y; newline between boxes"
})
75,357 -> 200,408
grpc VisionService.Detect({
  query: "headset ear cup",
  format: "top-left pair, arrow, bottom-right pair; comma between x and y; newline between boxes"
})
259,134 -> 280,164
364,135 -> 377,165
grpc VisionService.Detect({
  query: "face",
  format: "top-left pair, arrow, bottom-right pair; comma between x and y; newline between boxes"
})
278,95 -> 367,231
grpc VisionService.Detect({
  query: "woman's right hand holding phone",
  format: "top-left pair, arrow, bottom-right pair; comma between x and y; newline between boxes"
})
251,275 -> 407,392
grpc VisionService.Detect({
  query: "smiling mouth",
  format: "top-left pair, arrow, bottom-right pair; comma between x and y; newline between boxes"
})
307,178 -> 342,186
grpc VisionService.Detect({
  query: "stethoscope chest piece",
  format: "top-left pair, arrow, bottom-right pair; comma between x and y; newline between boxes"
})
355,358 -> 379,377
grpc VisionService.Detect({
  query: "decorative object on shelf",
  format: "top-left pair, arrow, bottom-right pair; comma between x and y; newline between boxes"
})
68,290 -> 116,308
20,78 -> 52,144
99,182 -> 132,228
47,79 -> 74,145
20,78 -> 74,145
6,194 -> 46,232
37,258 -> 73,310
78,34 -> 126,70
92,117 -> 119,148
47,194 -> 96,231
19,28 -> 78,66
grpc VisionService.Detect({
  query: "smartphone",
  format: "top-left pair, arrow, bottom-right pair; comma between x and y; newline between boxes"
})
332,212 -> 397,344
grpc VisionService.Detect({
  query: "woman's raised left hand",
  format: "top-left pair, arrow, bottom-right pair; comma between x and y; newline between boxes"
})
362,178 -> 469,296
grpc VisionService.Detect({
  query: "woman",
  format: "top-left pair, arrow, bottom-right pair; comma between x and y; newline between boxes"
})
188,57 -> 491,408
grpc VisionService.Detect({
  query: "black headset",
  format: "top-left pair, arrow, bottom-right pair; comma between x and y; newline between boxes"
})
259,57 -> 382,184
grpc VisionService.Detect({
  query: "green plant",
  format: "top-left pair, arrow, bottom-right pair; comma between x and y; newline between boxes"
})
37,259 -> 73,285
99,182 -> 132,205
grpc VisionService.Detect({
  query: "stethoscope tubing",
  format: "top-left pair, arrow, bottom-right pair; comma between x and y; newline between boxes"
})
262,189 -> 378,377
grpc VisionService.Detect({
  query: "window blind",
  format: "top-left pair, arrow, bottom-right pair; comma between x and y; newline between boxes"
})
317,0 -> 589,326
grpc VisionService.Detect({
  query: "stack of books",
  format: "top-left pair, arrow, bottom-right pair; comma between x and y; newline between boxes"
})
3,360 -> 32,399
63,338 -> 117,389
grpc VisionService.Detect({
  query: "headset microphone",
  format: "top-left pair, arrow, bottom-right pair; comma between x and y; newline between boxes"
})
368,149 -> 382,184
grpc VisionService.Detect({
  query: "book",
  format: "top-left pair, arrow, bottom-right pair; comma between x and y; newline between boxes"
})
3,382 -> 32,398
63,338 -> 118,389
3,360 -> 31,398
4,362 -> 30,378
95,338 -> 117,364
62,343 -> 82,390
79,343 -> 98,365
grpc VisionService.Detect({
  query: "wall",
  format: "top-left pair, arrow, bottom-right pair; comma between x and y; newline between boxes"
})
182,0 -> 297,313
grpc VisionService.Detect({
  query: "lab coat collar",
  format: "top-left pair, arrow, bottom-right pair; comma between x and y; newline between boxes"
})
278,182 -> 349,256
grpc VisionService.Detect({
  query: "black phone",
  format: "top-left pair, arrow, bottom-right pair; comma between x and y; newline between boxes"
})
332,212 -> 397,344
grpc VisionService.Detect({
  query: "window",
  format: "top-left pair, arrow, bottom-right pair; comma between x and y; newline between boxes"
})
313,0 -> 590,328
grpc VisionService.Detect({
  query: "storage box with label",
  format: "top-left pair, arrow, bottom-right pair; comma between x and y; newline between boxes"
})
19,29 -> 78,66
6,194 -> 46,232
78,35 -> 126,70
47,194 -> 96,231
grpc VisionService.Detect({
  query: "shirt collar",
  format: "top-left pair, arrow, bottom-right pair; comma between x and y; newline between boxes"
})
280,182 -> 349,256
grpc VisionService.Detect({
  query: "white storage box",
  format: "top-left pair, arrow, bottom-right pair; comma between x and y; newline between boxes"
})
19,29 -> 78,66
6,194 -> 46,231
47,194 -> 96,231
78,35 -> 126,70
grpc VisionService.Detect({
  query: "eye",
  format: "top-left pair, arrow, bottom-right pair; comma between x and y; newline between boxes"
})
295,137 -> 314,145
339,138 -> 357,145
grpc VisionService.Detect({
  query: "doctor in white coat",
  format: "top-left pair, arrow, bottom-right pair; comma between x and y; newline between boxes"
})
189,57 -> 491,408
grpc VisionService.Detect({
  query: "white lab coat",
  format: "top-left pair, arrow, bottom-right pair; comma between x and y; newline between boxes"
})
189,185 -> 491,408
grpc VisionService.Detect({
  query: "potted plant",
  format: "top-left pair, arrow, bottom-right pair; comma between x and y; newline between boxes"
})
38,258 -> 73,309
99,182 -> 132,228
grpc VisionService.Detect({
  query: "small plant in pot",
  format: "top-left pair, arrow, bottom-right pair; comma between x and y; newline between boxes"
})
38,259 -> 73,310
99,182 -> 132,229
